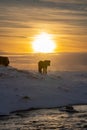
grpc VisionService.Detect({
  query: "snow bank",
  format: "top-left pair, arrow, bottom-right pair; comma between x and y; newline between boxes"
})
0,66 -> 87,115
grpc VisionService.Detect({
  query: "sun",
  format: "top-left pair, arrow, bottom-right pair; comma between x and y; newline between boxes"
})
32,32 -> 56,53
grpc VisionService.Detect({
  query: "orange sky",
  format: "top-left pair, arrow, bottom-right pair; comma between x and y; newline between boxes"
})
0,0 -> 87,53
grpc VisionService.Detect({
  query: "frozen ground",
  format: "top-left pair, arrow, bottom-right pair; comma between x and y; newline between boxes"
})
0,66 -> 87,115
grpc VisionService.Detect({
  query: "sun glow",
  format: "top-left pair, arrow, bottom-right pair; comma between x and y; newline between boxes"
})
32,32 -> 56,53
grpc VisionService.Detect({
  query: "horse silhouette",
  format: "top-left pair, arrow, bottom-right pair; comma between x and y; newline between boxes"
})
38,60 -> 51,74
0,56 -> 9,66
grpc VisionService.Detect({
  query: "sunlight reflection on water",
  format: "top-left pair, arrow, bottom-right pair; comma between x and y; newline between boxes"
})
0,105 -> 87,130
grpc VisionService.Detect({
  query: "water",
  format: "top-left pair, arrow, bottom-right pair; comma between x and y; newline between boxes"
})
7,53 -> 87,72
0,105 -> 87,130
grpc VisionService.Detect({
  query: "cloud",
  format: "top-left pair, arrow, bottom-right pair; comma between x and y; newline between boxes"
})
0,0 -> 87,52
0,0 -> 87,12
0,21 -> 32,28
0,34 -> 27,38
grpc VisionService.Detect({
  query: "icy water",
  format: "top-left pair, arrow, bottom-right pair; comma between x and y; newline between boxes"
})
0,105 -> 87,130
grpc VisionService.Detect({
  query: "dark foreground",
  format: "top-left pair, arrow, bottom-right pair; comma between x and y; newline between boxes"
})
0,105 -> 87,130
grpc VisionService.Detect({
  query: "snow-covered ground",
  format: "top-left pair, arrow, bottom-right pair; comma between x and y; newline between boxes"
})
0,66 -> 87,115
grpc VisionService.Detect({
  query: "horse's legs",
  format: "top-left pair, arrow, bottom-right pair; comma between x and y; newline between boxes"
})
43,67 -> 47,74
38,66 -> 43,74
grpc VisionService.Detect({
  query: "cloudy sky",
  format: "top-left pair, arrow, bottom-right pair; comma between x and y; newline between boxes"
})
0,0 -> 87,53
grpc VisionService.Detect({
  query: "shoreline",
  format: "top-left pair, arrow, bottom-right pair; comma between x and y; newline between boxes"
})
0,103 -> 87,117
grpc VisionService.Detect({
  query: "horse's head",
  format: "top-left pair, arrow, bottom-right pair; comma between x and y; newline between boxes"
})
44,60 -> 51,66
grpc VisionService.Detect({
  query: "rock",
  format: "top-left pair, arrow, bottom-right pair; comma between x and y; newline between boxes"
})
22,96 -> 31,100
59,105 -> 78,113
83,125 -> 87,128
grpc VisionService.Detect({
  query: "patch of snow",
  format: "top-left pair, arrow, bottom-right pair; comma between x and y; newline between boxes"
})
0,66 -> 87,115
